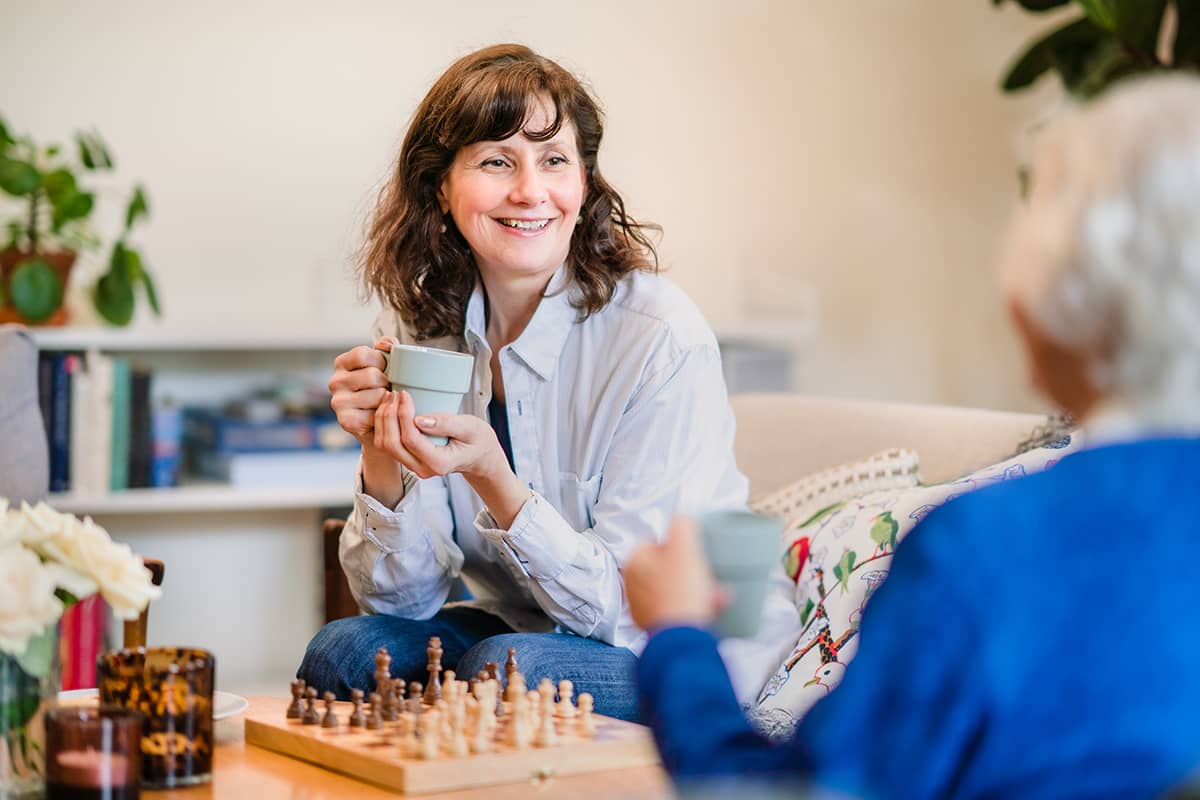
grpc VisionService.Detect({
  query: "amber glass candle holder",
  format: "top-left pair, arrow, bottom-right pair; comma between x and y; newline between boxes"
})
45,706 -> 142,800
97,647 -> 215,788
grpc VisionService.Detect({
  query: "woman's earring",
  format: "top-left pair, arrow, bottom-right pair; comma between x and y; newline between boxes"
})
440,222 -> 447,233
575,215 -> 583,226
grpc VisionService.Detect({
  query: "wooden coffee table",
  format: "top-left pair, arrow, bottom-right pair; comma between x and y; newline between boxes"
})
144,696 -> 672,799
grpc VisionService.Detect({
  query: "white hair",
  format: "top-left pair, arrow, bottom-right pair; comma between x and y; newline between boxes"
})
1001,74 -> 1200,428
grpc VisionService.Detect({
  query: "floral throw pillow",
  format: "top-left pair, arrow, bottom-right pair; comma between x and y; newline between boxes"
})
745,431 -> 1082,739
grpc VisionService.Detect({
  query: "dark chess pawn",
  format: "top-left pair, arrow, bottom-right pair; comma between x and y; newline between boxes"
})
485,661 -> 500,682
302,687 -> 320,725
321,691 -> 339,728
408,682 -> 424,714
349,689 -> 366,728
384,678 -> 405,722
287,679 -> 306,719
505,647 -> 518,683
366,692 -> 384,730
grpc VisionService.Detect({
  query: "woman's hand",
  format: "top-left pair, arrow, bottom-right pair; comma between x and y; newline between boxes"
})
328,337 -> 395,445
625,516 -> 726,631
374,389 -> 532,527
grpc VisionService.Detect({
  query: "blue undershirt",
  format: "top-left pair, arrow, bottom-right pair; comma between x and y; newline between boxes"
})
488,396 -> 514,471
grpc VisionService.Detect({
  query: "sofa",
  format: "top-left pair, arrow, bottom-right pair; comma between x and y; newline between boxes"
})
726,393 -> 1065,735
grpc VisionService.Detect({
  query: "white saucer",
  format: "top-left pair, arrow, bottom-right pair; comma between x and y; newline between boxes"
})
57,688 -> 250,720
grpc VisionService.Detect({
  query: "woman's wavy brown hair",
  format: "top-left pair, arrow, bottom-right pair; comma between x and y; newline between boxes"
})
359,44 -> 660,341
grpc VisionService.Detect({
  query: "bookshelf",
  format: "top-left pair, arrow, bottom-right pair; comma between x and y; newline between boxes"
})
31,322 -> 812,515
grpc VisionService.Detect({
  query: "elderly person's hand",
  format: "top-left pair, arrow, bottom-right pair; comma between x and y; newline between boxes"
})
625,516 -> 725,631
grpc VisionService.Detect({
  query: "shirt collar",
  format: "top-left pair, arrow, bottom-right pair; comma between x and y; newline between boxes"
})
462,264 -> 578,381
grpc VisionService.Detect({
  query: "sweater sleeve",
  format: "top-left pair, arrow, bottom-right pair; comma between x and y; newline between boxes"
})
638,506 -> 985,797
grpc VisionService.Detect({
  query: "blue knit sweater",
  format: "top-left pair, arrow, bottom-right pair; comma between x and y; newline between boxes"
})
638,439 -> 1200,799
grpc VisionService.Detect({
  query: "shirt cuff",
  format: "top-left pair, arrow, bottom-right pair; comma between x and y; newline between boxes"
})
353,466 -> 426,553
474,491 -> 578,580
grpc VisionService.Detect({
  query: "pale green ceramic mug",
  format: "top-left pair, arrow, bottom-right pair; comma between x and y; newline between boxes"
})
382,344 -> 474,446
698,510 -> 783,638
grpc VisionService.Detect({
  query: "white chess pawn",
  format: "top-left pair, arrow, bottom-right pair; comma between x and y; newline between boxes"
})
535,680 -> 558,748
400,711 -> 419,758
420,709 -> 442,760
555,679 -> 576,718
577,693 -> 595,738
506,691 -> 530,750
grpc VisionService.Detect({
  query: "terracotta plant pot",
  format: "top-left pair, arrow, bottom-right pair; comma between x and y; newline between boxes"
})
0,249 -> 76,326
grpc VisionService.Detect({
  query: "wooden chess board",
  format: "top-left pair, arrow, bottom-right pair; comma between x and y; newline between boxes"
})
244,700 -> 660,795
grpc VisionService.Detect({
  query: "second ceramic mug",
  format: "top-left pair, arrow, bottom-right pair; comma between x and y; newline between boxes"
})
382,344 -> 475,446
697,510 -> 783,638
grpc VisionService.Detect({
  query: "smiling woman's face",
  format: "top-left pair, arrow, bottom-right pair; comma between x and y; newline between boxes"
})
438,100 -> 586,286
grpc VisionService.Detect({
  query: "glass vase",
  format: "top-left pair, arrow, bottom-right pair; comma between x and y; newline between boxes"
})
0,623 -> 61,800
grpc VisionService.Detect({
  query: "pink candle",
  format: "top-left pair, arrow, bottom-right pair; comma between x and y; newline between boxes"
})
54,749 -> 131,788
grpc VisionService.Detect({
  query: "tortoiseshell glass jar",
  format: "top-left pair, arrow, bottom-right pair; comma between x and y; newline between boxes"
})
96,647 -> 214,788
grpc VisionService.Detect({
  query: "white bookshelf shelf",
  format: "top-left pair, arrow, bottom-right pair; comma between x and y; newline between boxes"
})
30,328 -> 364,352
47,484 -> 353,515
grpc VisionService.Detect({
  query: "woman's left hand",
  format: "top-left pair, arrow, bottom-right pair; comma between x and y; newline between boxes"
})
374,389 -> 505,480
375,389 -> 532,527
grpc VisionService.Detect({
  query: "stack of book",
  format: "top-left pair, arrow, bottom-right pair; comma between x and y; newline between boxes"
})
38,351 -> 183,494
184,408 -> 359,489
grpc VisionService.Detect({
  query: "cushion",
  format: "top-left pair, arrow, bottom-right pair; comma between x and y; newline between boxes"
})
745,430 -> 1083,739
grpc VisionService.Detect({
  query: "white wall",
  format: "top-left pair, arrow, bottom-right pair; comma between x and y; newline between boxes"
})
4,2 -> 1069,690
2,0 -> 1062,410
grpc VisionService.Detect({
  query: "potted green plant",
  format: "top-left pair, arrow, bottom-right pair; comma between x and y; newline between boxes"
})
995,0 -> 1200,97
0,114 -> 161,326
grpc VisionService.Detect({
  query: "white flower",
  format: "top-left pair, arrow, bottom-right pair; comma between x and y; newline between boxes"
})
0,544 -> 63,656
7,501 -> 161,621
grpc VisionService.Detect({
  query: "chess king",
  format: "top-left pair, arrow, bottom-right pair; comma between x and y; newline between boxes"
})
298,43 -> 765,721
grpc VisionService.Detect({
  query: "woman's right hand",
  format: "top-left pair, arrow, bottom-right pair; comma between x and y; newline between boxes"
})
329,337 -> 396,446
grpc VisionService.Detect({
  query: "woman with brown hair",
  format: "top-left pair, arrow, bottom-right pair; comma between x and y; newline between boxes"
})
297,44 -> 750,720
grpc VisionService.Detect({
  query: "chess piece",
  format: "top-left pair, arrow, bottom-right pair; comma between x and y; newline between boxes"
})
366,692 -> 384,730
349,688 -> 366,728
400,711 -> 418,758
374,647 -> 392,695
420,708 -> 441,760
485,661 -> 500,682
384,678 -> 404,722
504,647 -> 518,683
535,679 -> 558,747
408,681 -> 424,713
302,686 -> 320,725
287,679 -> 305,719
424,636 -> 443,704
321,691 -> 339,728
577,693 -> 595,738
555,679 -> 576,718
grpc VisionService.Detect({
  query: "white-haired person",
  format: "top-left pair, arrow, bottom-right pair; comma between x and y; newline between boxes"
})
625,74 -> 1200,798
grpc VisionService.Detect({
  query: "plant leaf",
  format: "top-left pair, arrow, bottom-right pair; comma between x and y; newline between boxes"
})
51,190 -> 94,230
0,114 -> 12,153
1077,0 -> 1166,53
0,157 -> 40,196
993,0 -> 1071,9
139,262 -> 161,316
94,267 -> 135,325
76,130 -> 114,170
124,184 -> 150,231
42,168 -> 76,204
10,258 -> 63,322
1175,0 -> 1200,66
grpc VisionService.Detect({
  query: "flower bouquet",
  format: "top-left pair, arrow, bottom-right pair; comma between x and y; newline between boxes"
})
0,499 -> 161,798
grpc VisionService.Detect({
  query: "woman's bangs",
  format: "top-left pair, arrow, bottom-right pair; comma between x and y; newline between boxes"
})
449,70 -> 567,147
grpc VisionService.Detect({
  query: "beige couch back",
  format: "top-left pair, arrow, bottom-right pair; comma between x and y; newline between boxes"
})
731,394 -> 1047,498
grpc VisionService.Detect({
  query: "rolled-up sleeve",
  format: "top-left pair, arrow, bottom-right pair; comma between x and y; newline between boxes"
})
339,463 -> 465,619
474,344 -> 749,645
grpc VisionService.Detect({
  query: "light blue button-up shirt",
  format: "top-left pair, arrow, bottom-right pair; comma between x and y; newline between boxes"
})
340,267 -> 749,651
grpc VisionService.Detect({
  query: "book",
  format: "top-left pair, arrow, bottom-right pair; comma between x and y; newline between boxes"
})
89,353 -> 115,494
128,369 -> 153,488
150,402 -> 183,488
48,353 -> 74,492
68,355 -> 94,494
191,448 -> 359,489
109,356 -> 132,492
183,408 -> 320,454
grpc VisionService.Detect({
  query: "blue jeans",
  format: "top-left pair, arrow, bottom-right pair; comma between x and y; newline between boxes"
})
298,607 -> 641,721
